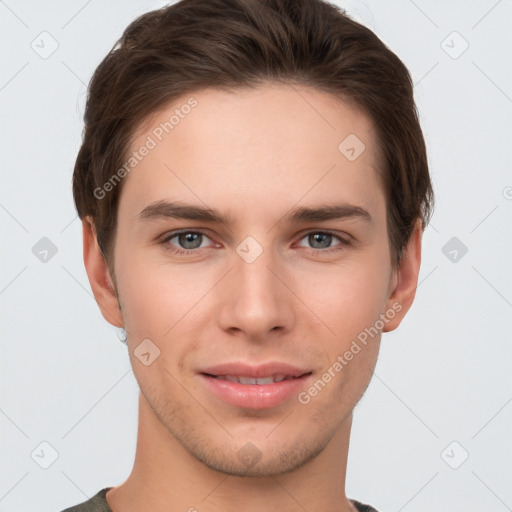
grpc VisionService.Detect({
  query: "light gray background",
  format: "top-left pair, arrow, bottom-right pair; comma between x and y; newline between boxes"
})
1,1 -> 511,511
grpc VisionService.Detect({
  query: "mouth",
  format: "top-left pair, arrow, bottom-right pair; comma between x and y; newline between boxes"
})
199,370 -> 313,409
202,373 -> 311,385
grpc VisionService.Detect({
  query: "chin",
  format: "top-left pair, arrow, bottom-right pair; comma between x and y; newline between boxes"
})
186,431 -> 330,478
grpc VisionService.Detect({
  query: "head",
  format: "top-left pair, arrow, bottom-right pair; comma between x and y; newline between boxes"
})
75,0 -> 433,477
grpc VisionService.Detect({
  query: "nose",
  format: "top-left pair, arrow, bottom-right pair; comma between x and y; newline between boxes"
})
216,245 -> 295,341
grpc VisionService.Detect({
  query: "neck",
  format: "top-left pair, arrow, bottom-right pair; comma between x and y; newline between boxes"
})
106,392 -> 357,512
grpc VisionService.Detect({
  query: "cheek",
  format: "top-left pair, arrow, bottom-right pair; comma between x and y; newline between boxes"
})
303,269 -> 384,405
114,253 -> 171,339
116,253 -> 214,346
115,228 -> 391,346
295,255 -> 390,342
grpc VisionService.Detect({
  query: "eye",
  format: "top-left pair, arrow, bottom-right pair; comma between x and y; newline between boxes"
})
296,231 -> 350,253
161,230 -> 216,255
159,229 -> 351,257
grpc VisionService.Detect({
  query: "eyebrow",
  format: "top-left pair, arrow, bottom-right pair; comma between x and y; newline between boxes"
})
137,200 -> 372,225
138,201 -> 232,224
286,203 -> 372,224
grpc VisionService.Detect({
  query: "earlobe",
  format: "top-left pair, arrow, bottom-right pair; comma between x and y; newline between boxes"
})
382,219 -> 423,333
82,216 -> 124,328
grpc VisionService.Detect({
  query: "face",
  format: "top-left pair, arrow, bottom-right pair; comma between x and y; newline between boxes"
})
96,83 -> 409,477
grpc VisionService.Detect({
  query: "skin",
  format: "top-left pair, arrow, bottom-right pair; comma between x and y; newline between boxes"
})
83,82 -> 422,512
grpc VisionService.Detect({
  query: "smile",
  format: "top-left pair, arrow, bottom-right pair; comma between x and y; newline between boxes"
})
200,372 -> 313,409
206,374 -> 302,385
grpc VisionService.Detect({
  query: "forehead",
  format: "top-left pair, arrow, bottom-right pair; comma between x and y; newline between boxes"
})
119,83 -> 385,223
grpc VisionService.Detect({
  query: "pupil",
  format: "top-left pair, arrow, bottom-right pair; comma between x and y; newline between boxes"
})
310,233 -> 331,249
179,233 -> 201,249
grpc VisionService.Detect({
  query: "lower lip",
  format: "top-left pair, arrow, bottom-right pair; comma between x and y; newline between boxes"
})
199,373 -> 312,409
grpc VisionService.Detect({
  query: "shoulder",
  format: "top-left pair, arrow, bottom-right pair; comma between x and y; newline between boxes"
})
60,487 -> 112,512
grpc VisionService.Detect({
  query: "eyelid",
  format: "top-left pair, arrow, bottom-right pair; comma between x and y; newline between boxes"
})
295,229 -> 352,249
296,228 -> 352,241
160,228 -> 217,246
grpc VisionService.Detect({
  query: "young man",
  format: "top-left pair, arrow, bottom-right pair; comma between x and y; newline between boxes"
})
63,0 -> 434,510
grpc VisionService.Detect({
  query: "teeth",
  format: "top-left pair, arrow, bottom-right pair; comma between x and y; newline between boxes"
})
214,374 -> 294,385
239,376 -> 258,385
254,376 -> 275,385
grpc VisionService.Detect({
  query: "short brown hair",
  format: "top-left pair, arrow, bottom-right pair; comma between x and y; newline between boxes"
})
72,0 -> 434,272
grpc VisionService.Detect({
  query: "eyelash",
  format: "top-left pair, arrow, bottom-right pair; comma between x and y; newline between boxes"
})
160,229 -> 351,257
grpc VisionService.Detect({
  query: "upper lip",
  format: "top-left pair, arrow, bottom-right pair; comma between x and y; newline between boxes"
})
199,362 -> 311,378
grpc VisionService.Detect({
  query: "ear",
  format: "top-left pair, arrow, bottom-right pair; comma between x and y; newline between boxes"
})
382,218 -> 423,332
82,216 -> 124,328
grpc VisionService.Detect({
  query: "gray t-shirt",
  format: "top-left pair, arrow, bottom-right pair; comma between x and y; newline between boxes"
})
61,487 -> 380,511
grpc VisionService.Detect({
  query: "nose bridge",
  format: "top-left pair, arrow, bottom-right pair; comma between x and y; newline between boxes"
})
218,237 -> 293,336
237,249 -> 277,300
